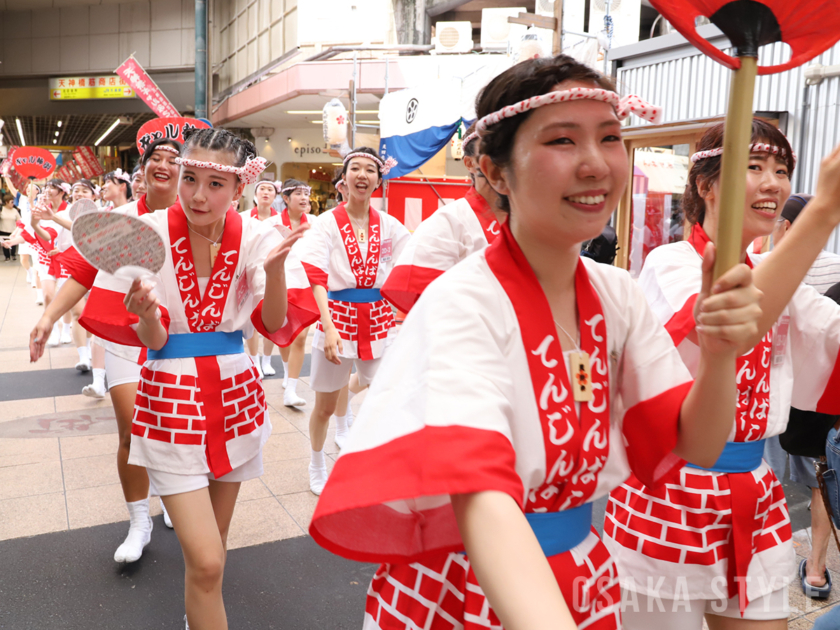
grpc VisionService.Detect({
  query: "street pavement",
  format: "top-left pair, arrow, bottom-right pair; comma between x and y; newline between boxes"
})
0,260 -> 836,628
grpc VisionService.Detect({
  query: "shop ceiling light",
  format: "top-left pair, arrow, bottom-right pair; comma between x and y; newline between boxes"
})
16,118 -> 25,146
57,121 -> 62,127
95,118 -> 121,146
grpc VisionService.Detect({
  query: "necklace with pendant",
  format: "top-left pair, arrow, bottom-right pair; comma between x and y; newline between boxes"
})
554,319 -> 594,403
188,221 -> 224,267
348,213 -> 368,243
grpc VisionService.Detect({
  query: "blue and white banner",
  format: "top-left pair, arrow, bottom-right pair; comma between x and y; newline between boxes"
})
378,79 -> 464,180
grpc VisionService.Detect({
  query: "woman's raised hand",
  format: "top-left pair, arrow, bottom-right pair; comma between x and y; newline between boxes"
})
124,278 -> 161,323
694,242 -> 764,356
264,223 -> 309,277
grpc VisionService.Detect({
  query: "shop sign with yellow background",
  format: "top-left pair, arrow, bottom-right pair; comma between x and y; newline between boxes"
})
49,76 -> 136,100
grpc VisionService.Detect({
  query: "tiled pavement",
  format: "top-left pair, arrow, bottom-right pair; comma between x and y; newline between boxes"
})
0,260 -> 839,627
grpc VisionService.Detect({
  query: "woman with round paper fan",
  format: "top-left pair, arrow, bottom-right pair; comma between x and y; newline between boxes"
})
605,119 -> 840,628
307,55 -> 767,630
295,147 -> 411,495
67,128 -> 318,630
30,139 -> 182,567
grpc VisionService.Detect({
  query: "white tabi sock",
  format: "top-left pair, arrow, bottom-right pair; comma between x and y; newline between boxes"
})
92,368 -> 106,388
336,413 -> 348,433
114,498 -> 152,563
311,447 -> 326,469
347,389 -> 358,403
286,378 -> 298,394
86,338 -> 92,353
77,346 -> 90,363
282,361 -> 289,376
62,322 -> 72,335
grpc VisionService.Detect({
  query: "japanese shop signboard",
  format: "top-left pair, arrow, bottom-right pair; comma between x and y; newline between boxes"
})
49,75 -> 136,100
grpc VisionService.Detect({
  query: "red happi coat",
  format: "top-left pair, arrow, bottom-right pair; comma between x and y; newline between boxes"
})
298,203 -> 411,361
605,223 -> 840,610
310,223 -> 696,629
382,187 -> 503,313
79,203 -> 319,476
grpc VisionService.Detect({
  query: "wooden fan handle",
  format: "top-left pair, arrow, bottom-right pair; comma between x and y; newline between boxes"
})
713,56 -> 759,281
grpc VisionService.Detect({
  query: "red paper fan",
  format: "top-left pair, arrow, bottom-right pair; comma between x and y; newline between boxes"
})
72,211 -> 166,276
650,0 -> 840,75
12,147 -> 57,179
136,117 -> 211,155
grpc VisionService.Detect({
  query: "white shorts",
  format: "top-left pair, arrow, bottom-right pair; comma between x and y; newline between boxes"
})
19,243 -> 31,256
148,452 -> 264,496
309,347 -> 382,393
621,586 -> 789,628
104,350 -> 142,388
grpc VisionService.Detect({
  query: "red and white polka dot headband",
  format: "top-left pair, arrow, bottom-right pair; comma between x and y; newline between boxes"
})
174,154 -> 268,185
343,152 -> 398,176
691,143 -> 796,166
111,168 -> 132,184
475,87 -> 663,133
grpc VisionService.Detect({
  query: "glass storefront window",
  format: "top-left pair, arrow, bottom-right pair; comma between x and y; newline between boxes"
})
628,144 -> 690,278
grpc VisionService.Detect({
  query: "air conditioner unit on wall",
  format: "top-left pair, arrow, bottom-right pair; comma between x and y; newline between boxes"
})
433,21 -> 474,54
480,7 -> 527,51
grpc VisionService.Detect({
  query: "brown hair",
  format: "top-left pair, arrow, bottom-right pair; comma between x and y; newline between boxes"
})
684,118 -> 795,226
475,54 -> 616,213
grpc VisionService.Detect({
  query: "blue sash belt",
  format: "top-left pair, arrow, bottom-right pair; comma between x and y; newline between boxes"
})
147,331 -> 244,360
685,440 -> 765,474
525,503 -> 593,557
327,288 -> 382,303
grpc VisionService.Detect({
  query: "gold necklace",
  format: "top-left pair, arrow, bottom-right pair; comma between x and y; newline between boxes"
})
187,221 -> 225,267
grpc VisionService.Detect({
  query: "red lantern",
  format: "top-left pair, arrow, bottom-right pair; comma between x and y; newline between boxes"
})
649,0 -> 840,277
11,147 -> 57,179
136,117 -> 211,155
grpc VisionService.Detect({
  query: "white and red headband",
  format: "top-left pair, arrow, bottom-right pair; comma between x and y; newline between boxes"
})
342,152 -> 398,176
154,145 -> 180,156
49,181 -> 72,196
691,143 -> 796,166
110,169 -> 132,185
462,131 -> 480,150
281,184 -> 311,196
174,154 -> 268,185
255,180 -> 280,194
475,87 -> 663,133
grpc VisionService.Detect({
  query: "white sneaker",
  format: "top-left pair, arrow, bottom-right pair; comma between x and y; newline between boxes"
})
284,388 -> 306,407
113,516 -> 152,563
47,326 -> 60,347
309,463 -> 328,495
161,500 -> 173,529
60,328 -> 72,344
262,357 -> 276,376
82,381 -> 106,399
75,359 -> 91,372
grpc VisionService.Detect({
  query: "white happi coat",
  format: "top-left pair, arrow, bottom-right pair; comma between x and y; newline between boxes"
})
81,205 -> 317,476
310,234 -> 695,630
297,204 -> 411,360
605,225 -> 840,606
382,187 -> 502,313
